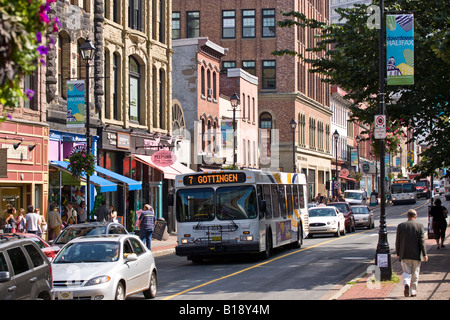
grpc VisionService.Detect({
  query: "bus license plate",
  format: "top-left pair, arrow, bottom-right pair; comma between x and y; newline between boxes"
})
211,236 -> 221,241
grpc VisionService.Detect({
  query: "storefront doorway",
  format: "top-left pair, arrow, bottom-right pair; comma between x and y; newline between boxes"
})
1,186 -> 22,218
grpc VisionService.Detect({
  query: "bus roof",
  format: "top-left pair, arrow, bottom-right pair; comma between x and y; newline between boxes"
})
174,170 -> 307,188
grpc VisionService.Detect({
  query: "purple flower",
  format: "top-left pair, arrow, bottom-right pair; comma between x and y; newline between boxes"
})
36,31 -> 42,43
37,45 -> 48,56
25,89 -> 35,100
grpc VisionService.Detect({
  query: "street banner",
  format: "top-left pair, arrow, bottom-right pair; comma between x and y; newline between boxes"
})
66,80 -> 86,128
386,14 -> 414,85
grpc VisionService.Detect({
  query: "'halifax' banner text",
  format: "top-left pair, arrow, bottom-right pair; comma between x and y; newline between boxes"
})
386,14 -> 414,86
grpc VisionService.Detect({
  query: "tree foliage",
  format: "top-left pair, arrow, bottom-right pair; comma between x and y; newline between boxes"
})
274,0 -> 450,177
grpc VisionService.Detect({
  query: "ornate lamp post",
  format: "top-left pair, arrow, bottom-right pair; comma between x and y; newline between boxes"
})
79,37 -> 95,219
290,118 -> 297,173
230,93 -> 240,167
333,130 -> 339,199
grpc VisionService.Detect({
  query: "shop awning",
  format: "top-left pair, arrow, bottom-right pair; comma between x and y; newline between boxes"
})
134,154 -> 194,180
94,165 -> 142,191
49,160 -> 117,192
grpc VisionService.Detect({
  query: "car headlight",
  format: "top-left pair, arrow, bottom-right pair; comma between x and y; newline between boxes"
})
84,276 -> 111,286
327,220 -> 337,225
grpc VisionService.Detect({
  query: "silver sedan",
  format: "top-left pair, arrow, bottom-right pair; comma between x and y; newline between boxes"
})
52,234 -> 157,300
352,205 -> 375,229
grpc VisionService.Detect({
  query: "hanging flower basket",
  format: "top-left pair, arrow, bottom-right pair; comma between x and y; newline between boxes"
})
67,148 -> 95,178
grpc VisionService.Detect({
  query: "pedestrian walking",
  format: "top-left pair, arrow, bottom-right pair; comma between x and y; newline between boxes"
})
16,208 -> 26,233
34,208 -> 46,238
78,201 -> 87,223
96,200 -> 109,222
5,207 -> 17,233
137,204 -> 156,250
429,198 -> 448,249
395,209 -> 428,297
25,205 -> 39,234
66,202 -> 77,225
47,204 -> 62,241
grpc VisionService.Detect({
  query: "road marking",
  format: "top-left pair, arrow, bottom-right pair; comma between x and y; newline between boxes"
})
163,200 -> 431,300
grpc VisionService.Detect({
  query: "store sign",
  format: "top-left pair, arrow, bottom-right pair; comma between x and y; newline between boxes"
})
151,149 -> 176,167
117,133 -> 130,149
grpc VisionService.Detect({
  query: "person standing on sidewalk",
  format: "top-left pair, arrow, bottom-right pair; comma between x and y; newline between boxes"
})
395,209 -> 428,297
429,198 -> 448,249
137,204 -> 156,250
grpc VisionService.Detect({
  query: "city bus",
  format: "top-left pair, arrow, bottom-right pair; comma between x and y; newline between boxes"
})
172,170 -> 309,262
391,179 -> 417,205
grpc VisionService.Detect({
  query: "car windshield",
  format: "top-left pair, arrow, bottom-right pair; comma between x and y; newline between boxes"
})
328,203 -> 348,212
352,207 -> 369,214
53,241 -> 120,264
54,226 -> 107,245
309,208 -> 336,217
344,192 -> 362,200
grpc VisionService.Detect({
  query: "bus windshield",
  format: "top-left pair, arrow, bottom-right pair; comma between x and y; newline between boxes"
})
175,186 -> 257,222
176,188 -> 214,222
217,186 -> 257,220
392,183 -> 415,193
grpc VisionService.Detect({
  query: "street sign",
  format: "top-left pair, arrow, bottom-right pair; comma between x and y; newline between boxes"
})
374,114 -> 386,139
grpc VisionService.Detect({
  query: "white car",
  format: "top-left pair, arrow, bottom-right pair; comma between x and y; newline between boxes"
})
343,190 -> 367,205
52,234 -> 157,300
308,206 -> 346,237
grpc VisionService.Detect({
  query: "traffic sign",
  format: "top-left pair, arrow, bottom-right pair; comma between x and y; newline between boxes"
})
374,114 -> 386,139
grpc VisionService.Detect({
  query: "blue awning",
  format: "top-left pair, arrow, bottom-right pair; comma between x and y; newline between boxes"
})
49,160 -> 117,193
94,165 -> 142,191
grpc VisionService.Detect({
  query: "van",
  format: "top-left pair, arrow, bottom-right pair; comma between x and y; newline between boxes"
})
343,190 -> 367,205
0,235 -> 53,300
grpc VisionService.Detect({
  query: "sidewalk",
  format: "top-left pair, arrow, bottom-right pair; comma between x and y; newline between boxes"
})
151,233 -> 178,257
333,227 -> 450,300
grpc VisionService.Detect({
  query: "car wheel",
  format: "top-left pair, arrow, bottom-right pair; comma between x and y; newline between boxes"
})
143,270 -> 157,299
115,282 -> 125,300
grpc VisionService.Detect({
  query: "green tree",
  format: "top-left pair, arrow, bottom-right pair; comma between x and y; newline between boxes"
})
274,1 -> 450,177
0,0 -> 59,119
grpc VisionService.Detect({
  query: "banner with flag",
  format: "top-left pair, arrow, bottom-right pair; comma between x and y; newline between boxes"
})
386,14 -> 414,85
66,80 -> 86,128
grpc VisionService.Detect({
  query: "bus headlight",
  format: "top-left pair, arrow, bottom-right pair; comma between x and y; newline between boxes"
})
181,237 -> 193,244
240,235 -> 253,241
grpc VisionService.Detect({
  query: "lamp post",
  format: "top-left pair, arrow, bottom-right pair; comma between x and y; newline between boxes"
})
230,93 -> 240,168
290,118 -> 297,173
355,135 -> 361,189
80,37 -> 95,220
333,130 -> 339,199
375,0 -> 392,281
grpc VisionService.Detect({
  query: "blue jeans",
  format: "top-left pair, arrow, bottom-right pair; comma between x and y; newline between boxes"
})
140,229 -> 153,250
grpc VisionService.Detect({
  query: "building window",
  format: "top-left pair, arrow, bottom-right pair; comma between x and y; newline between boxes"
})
113,52 -> 120,120
201,66 -> 205,97
172,12 -> 180,39
262,60 -> 276,89
129,56 -> 140,123
259,112 -> 272,129
129,0 -> 143,31
222,10 -> 235,39
58,32 -> 70,99
222,61 -> 235,73
242,60 -> 256,76
23,72 -> 37,110
158,0 -> 166,43
187,11 -> 200,38
262,9 -> 276,37
242,9 -> 255,38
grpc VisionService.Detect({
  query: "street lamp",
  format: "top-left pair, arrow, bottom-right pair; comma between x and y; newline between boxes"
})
80,37 -> 95,221
290,118 -> 297,173
355,135 -> 361,188
333,130 -> 339,199
230,93 -> 240,167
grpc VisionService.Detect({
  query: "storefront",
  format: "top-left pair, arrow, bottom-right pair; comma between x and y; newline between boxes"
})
0,120 -> 49,225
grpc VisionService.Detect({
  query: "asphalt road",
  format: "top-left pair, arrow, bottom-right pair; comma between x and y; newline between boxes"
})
129,197 -> 434,301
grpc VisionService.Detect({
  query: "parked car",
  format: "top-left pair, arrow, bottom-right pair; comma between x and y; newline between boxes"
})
343,190 -> 367,205
351,205 -> 375,229
327,202 -> 356,233
52,234 -> 157,300
3,233 -> 60,260
0,235 -> 53,300
52,222 -> 128,248
308,206 -> 346,237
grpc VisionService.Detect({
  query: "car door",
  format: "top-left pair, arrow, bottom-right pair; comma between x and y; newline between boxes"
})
122,239 -> 141,294
128,238 -> 151,291
6,246 -> 32,300
0,251 -> 15,300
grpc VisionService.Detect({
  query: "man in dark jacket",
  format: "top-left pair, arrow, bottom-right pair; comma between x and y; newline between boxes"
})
137,204 -> 156,250
396,209 -> 428,297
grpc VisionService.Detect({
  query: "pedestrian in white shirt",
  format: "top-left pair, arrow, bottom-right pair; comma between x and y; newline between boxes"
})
25,205 -> 39,234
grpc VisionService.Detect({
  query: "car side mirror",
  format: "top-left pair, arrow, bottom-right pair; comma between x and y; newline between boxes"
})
124,253 -> 138,262
0,271 -> 11,283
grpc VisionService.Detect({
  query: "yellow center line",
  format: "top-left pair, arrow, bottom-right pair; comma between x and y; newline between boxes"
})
163,199 -> 430,300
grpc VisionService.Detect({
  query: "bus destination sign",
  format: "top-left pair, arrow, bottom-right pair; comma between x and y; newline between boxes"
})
183,172 -> 247,185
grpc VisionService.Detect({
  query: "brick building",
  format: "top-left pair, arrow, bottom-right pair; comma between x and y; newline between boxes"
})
172,0 -> 332,199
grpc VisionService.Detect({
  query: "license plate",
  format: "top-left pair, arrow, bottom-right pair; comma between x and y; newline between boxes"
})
58,291 -> 73,300
211,236 -> 221,241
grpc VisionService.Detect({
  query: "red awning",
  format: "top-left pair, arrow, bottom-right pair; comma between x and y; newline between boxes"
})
133,154 -> 194,180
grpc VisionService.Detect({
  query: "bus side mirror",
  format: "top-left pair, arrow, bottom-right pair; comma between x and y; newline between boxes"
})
259,200 -> 267,213
168,193 -> 174,206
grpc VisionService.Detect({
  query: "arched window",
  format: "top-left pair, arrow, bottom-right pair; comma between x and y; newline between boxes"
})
259,112 -> 272,129
129,56 -> 140,123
